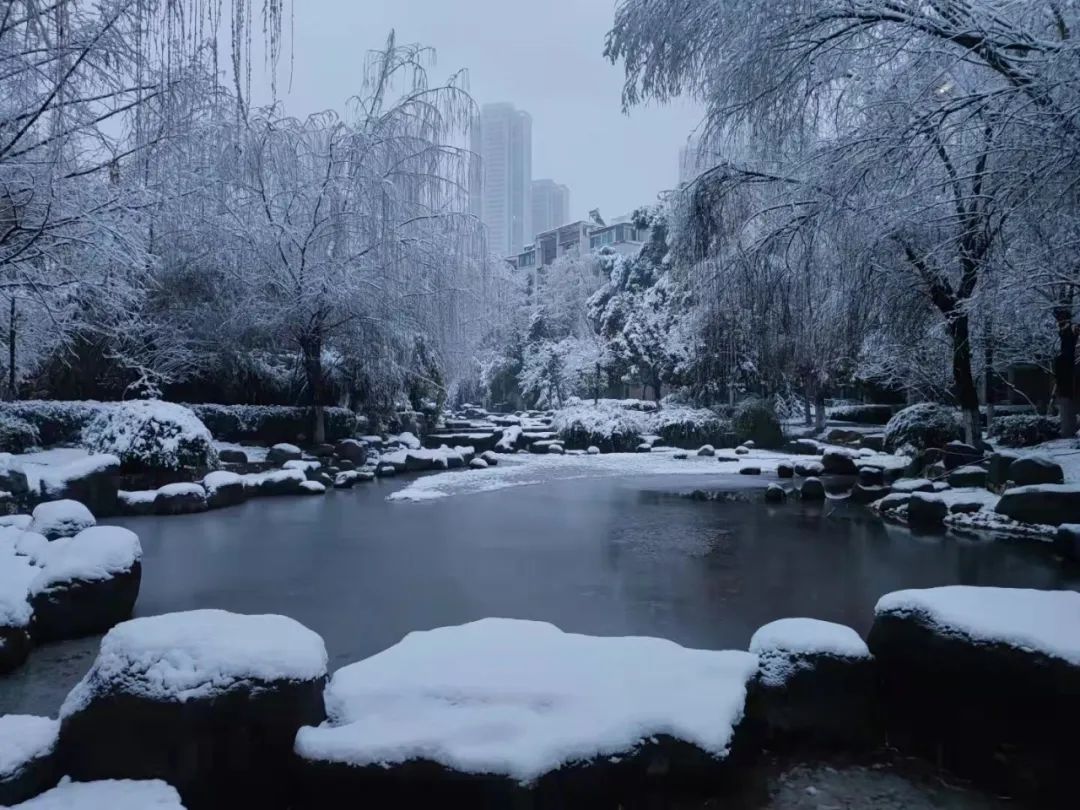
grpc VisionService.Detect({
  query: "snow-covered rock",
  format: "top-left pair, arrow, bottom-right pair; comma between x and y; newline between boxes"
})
299,480 -> 326,495
200,471 -> 246,509
117,489 -> 156,516
586,445 -> 600,455
10,778 -> 185,809
29,526 -> 142,641
907,492 -> 947,527
995,483 -> 1080,526
37,454 -> 120,516
267,443 -> 302,464
283,459 -> 321,472
890,478 -> 935,493
793,461 -> 823,478
59,610 -> 328,809
748,618 -> 875,747
153,483 -> 207,516
0,546 -> 37,673
869,586 -> 1080,804
468,458 -> 488,470
1008,456 -> 1064,487
28,500 -> 95,540
242,468 -> 308,497
480,450 -> 499,466
294,618 -> 757,801
799,477 -> 825,500
0,715 -> 59,806
821,450 -> 858,476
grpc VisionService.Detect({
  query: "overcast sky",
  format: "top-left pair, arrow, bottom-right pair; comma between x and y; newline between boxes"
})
252,0 -> 703,221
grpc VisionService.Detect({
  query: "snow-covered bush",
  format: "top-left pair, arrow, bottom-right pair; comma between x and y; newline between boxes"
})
654,405 -> 733,448
189,404 -> 357,443
82,400 -> 218,472
0,413 -> 40,453
552,398 -> 730,451
882,403 -> 962,453
732,398 -> 783,449
0,401 -> 99,445
989,415 -> 1059,448
830,404 -> 895,425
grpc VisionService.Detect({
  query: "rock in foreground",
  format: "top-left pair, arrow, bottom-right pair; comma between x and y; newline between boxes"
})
57,609 -> 328,810
869,586 -> 1080,807
294,618 -> 758,808
10,778 -> 186,808
0,715 -> 59,805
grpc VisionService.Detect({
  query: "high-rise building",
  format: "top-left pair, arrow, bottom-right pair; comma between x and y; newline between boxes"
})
469,103 -> 533,257
530,179 -> 570,238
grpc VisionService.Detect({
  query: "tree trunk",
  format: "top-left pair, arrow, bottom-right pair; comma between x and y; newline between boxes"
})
814,391 -> 827,432
803,395 -> 812,426
7,298 -> 15,400
947,312 -> 982,447
301,334 -> 325,445
983,330 -> 995,437
1054,305 -> 1078,438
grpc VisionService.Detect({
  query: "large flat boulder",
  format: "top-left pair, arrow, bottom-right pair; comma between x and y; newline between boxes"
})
29,526 -> 142,642
293,618 -> 758,808
37,455 -> 120,517
58,609 -> 328,810
748,618 -> 877,748
0,715 -> 59,805
869,586 -> 1080,806
153,483 -> 207,516
995,483 -> 1080,526
1008,456 -> 1064,487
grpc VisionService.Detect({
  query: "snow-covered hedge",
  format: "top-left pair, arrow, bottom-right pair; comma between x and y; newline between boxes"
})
189,404 -> 357,443
732,398 -> 784,449
551,398 -> 729,451
829,404 -> 896,425
0,400 -> 99,445
988,415 -> 1059,448
82,400 -> 218,472
0,413 -> 39,453
883,403 -> 962,453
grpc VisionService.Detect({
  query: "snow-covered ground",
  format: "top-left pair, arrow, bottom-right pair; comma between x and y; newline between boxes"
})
294,617 -> 758,783
387,446 -> 908,503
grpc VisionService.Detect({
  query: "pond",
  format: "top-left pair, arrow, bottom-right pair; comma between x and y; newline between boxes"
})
2,471 -> 1078,717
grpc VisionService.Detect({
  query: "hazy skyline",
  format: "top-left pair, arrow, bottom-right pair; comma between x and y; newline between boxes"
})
251,0 -> 703,221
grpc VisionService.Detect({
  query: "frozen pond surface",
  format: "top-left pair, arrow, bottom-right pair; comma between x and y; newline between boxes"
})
2,470 -> 1078,717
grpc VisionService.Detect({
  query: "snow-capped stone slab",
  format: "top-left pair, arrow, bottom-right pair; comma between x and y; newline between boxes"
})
995,483 -> 1080,526
153,483 -> 207,515
874,586 -> 1080,664
29,526 -> 142,641
200,471 -> 246,509
11,778 -> 185,809
0,715 -> 59,805
242,468 -> 308,496
28,501 -> 95,540
295,618 -> 758,787
869,586 -> 1080,804
748,619 -> 876,748
58,610 -> 328,809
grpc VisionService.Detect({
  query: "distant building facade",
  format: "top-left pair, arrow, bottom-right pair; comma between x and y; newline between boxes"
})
530,179 -> 570,237
469,103 -> 533,256
512,212 -> 649,270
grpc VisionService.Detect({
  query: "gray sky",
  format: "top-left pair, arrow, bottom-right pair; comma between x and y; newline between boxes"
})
256,0 -> 703,220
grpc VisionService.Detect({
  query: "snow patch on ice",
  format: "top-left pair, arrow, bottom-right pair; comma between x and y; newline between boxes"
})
294,618 -> 758,783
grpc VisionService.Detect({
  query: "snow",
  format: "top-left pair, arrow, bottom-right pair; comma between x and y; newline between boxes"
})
891,478 -> 933,492
119,490 -> 157,506
495,426 -> 522,452
0,547 -> 38,627
299,480 -> 326,493
201,471 -> 242,493
875,587 -> 1080,665
389,432 -> 421,450
749,618 -> 869,687
283,459 -> 321,472
294,618 -> 757,783
60,610 -> 328,716
242,468 -> 307,489
35,454 -> 120,497
0,715 -> 58,780
998,482 -> 1080,497
10,778 -> 185,809
550,399 -> 723,444
935,487 -> 999,510
155,482 -> 205,498
81,401 -> 215,471
0,515 -> 32,530
29,526 -> 142,593
212,441 -> 268,462
271,443 -> 301,454
28,500 -> 95,538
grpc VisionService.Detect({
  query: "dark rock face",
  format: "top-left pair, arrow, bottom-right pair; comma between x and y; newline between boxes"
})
739,467 -> 762,476
869,611 -> 1080,807
0,468 -> 29,496
876,493 -> 911,512
1053,525 -> 1080,561
0,742 -> 59,806
267,445 -> 303,464
335,439 -> 368,466
822,451 -> 859,476
47,462 -> 119,517
996,485 -> 1080,526
0,624 -> 31,674
59,677 -> 327,810
907,494 -> 947,528
944,441 -> 981,472
859,434 -> 885,452
776,463 -> 794,479
987,451 -> 1020,490
154,488 -> 207,515
206,482 -> 246,510
311,444 -> 336,458
852,484 -> 889,504
764,484 -> 786,503
1008,456 -> 1065,487
947,466 -> 987,489
30,563 -> 141,642
793,461 -> 824,478
218,449 -> 248,464
294,728 -> 758,810
799,478 -> 825,500
750,655 -> 878,751
857,467 -> 884,487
